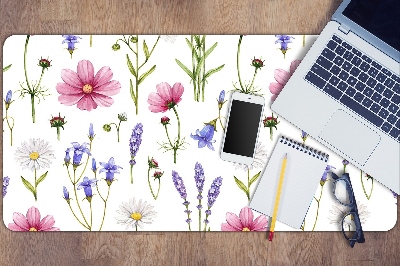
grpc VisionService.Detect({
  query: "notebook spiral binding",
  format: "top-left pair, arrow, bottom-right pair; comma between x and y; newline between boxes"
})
279,136 -> 329,162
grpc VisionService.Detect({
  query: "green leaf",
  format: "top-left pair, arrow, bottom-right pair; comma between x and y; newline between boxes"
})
3,64 -> 12,72
249,171 -> 262,187
175,59 -> 194,80
138,65 -> 156,85
126,54 -> 137,77
21,176 -> 35,195
143,40 -> 150,59
129,79 -> 136,103
234,176 -> 249,196
204,42 -> 218,59
185,38 -> 194,50
195,56 -> 205,80
208,227 -> 211,231
36,171 -> 48,186
203,64 -> 225,81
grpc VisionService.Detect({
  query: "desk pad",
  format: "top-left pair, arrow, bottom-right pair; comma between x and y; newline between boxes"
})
2,35 -> 396,232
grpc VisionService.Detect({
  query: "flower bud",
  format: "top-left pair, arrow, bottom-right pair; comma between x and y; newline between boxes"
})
153,171 -> 163,180
112,43 -> 120,51
50,113 -> 67,128
38,57 -> 52,70
103,124 -> 112,132
130,36 -> 138,43
251,57 -> 264,70
118,112 -> 127,121
148,157 -> 158,169
161,116 -> 170,126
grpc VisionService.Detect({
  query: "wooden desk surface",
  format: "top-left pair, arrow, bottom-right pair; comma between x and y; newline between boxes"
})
0,0 -> 398,265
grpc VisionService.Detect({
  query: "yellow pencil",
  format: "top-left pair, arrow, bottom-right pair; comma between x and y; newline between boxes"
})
269,153 -> 288,241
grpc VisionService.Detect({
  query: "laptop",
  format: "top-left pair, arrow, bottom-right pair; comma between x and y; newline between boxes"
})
271,0 -> 400,193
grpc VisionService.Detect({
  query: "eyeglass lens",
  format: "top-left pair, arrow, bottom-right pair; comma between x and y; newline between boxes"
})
341,212 -> 361,241
333,179 -> 351,205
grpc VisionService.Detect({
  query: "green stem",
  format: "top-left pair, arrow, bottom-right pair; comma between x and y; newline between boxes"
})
90,35 -> 92,47
360,170 -> 374,200
73,169 -> 90,230
218,109 -> 225,131
237,35 -> 245,91
155,179 -> 161,200
196,37 -> 202,102
138,35 -> 160,70
98,186 -> 110,231
247,169 -> 250,201
5,109 -> 14,146
201,35 -> 206,102
312,185 -> 324,231
191,36 -> 197,101
303,35 -> 305,47
148,167 -> 157,200
135,224 -> 138,231
24,35 -> 32,93
203,212 -> 209,231
344,165 -> 347,173
30,94 -> 35,123
56,127 -> 60,141
130,164 -> 134,184
117,121 -> 121,142
248,69 -> 258,93
34,169 -> 37,201
135,35 -> 139,114
68,204 -> 89,230
77,141 -> 93,183
89,201 -> 93,229
172,107 -> 181,164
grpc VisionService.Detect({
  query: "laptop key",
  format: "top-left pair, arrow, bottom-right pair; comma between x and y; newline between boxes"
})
327,40 -> 338,50
340,95 -> 384,127
355,81 -> 365,91
335,46 -> 346,56
358,73 -> 368,82
332,35 -> 342,43
388,103 -> 399,114
374,83 -> 385,93
396,118 -> 400,129
381,123 -> 392,133
333,56 -> 344,66
342,62 -> 352,72
376,73 -> 387,83
391,94 -> 399,104
387,114 -> 397,124
330,65 -> 341,75
371,61 -> 382,70
372,92 -> 382,102
366,78 -> 377,88
393,76 -> 400,83
378,109 -> 389,119
337,81 -> 348,92
351,56 -> 362,65
368,67 -> 379,78
329,76 -> 340,86
363,87 -> 373,97
322,48 -> 335,60
347,76 -> 357,86
362,98 -> 373,108
370,103 -> 381,113
323,84 -> 342,100
338,71 -> 349,81
389,128 -> 400,139
354,92 -> 364,103
361,55 -> 372,63
343,51 -> 354,61
352,48 -> 362,57
383,89 -> 394,99
305,71 -> 325,90
342,41 -> 352,50
380,98 -> 390,108
312,64 -> 331,80
350,67 -> 361,77
316,56 -> 333,70
393,84 -> 400,94
359,62 -> 370,72
384,78 -> 395,88
346,87 -> 356,97
381,68 -> 391,75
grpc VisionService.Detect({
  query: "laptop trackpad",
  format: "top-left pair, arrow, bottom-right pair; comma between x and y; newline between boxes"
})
318,109 -> 381,165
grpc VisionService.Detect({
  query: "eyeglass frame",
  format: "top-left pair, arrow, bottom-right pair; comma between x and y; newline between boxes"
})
331,172 -> 365,248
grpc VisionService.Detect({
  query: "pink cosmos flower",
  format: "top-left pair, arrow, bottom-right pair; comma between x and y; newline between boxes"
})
56,60 -> 121,111
8,206 -> 60,231
221,206 -> 268,231
269,60 -> 301,101
147,82 -> 184,113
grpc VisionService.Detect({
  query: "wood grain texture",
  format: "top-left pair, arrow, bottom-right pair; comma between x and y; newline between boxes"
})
0,0 -> 399,265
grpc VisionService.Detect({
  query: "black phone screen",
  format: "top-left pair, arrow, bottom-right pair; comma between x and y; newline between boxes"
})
223,100 -> 263,157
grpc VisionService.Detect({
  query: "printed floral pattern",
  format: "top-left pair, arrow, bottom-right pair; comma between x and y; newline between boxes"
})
2,35 -> 395,232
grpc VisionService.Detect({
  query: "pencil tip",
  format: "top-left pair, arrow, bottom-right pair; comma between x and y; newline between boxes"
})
284,153 -> 287,158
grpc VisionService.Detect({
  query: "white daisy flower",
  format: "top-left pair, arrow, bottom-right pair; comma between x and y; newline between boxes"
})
115,197 -> 157,230
14,138 -> 55,171
328,201 -> 370,230
233,142 -> 267,172
160,35 -> 178,43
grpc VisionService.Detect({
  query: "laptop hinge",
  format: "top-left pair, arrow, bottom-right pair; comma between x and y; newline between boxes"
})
338,24 -> 350,34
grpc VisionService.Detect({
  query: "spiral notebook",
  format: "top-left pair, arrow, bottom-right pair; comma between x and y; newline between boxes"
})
250,135 -> 330,229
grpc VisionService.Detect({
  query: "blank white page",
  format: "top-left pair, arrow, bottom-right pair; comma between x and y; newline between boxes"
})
250,136 -> 329,229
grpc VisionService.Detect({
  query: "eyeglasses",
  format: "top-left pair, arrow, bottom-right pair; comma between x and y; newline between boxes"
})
331,172 -> 365,248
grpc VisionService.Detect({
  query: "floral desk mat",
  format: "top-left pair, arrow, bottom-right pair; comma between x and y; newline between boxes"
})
2,35 -> 396,232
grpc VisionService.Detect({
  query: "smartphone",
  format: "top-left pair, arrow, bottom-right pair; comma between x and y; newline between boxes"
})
220,92 -> 265,165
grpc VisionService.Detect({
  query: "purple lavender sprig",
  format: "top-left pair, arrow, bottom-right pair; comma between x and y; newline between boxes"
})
129,123 -> 143,184
203,176 -> 223,231
194,162 -> 205,231
172,170 -> 192,231
3,176 -> 10,198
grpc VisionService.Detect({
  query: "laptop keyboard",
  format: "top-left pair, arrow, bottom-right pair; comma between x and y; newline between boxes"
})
304,34 -> 400,142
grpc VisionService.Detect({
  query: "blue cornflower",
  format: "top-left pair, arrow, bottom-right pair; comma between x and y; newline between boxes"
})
88,123 -> 95,141
69,142 -> 91,166
207,176 -> 223,208
3,176 -> 10,198
172,170 -> 187,199
99,157 -> 122,185
321,165 -> 335,186
77,176 -> 98,201
62,35 -> 81,57
63,186 -> 70,203
5,90 -> 12,104
129,123 -> 143,165
275,35 -> 294,58
190,124 -> 216,151
91,158 -> 97,173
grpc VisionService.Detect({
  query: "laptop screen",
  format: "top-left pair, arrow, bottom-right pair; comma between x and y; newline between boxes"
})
342,0 -> 400,52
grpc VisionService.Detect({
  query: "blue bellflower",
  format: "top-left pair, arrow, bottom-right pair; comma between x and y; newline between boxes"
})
217,90 -> 226,110
129,123 -> 143,165
62,35 -> 81,50
91,158 -> 97,173
190,124 -> 216,151
99,157 -> 122,185
77,176 -> 98,200
64,149 -> 71,165
69,142 -> 91,166
88,123 -> 95,140
321,165 -> 336,186
5,90 -> 12,104
275,35 -> 294,50
62,186 -> 70,203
